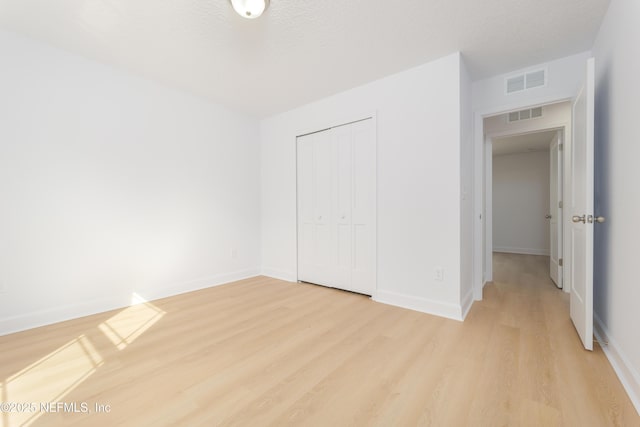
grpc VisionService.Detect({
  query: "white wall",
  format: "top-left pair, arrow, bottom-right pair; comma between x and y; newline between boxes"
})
260,53 -> 468,320
493,151 -> 550,255
0,30 -> 261,335
459,57 -> 474,315
591,0 -> 640,414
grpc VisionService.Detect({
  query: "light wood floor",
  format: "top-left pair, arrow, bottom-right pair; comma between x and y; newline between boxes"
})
1,254 -> 638,426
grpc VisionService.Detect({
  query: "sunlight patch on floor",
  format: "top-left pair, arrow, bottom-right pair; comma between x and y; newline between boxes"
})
1,293 -> 167,426
2,334 -> 103,427
98,293 -> 166,351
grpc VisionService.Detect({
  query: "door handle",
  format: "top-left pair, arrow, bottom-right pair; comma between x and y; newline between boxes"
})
572,215 -> 586,223
545,214 -> 552,219
595,216 -> 606,223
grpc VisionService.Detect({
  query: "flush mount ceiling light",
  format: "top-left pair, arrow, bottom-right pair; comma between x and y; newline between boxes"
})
230,0 -> 270,19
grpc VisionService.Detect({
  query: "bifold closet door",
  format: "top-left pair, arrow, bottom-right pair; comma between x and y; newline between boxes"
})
297,129 -> 334,287
297,118 -> 376,295
347,120 -> 376,293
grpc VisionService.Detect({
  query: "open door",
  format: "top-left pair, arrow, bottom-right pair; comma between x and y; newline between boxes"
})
549,131 -> 563,288
569,58 -> 596,351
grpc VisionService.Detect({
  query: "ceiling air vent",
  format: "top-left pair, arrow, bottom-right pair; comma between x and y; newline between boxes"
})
507,107 -> 544,123
526,70 -> 546,89
506,75 -> 525,93
505,68 -> 547,94
530,106 -> 543,118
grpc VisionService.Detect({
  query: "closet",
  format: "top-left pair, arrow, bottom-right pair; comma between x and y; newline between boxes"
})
296,118 -> 376,295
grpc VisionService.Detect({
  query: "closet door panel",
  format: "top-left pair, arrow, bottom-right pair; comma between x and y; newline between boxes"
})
351,119 -> 376,293
334,125 -> 353,288
297,134 -> 315,281
313,130 -> 334,284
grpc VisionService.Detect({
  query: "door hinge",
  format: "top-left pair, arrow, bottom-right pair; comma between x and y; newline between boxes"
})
559,201 -> 563,209
559,258 -> 563,267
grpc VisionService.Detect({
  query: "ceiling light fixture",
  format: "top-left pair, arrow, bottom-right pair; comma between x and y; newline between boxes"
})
230,0 -> 270,19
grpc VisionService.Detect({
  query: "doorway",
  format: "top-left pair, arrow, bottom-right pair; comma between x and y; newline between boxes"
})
490,128 -> 564,289
473,59 -> 597,351
479,101 -> 572,292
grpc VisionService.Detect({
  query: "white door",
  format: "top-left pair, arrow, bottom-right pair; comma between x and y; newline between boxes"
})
549,131 -> 563,288
297,130 -> 335,287
569,58 -> 595,351
297,119 -> 376,295
347,120 -> 376,294
333,124 -> 353,290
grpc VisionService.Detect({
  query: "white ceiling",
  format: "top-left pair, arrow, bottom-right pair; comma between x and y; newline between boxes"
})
493,130 -> 558,156
0,0 -> 610,117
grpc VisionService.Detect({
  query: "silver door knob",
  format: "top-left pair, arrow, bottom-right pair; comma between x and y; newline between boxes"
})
572,215 -> 586,223
595,216 -> 606,223
545,214 -> 552,219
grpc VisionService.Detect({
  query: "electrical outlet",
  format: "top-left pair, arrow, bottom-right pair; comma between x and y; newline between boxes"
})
434,268 -> 444,282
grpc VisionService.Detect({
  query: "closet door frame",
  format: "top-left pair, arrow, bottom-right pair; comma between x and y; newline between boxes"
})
295,112 -> 377,297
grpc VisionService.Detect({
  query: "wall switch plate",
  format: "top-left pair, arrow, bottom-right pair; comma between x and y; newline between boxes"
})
434,268 -> 444,282
231,249 -> 238,259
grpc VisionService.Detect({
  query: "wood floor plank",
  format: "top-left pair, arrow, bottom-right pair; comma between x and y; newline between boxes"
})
0,253 -> 637,426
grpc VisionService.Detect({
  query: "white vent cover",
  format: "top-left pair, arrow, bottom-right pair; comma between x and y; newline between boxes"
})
530,106 -> 543,118
526,70 -> 546,89
506,68 -> 547,94
507,107 -> 544,123
506,75 -> 525,93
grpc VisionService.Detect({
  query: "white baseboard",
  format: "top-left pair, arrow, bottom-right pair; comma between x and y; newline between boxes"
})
0,296 -> 127,338
0,268 -> 260,337
261,267 -> 297,282
493,247 -> 550,256
136,268 -> 260,302
460,288 -> 474,320
594,313 -> 640,416
373,290 -> 465,321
